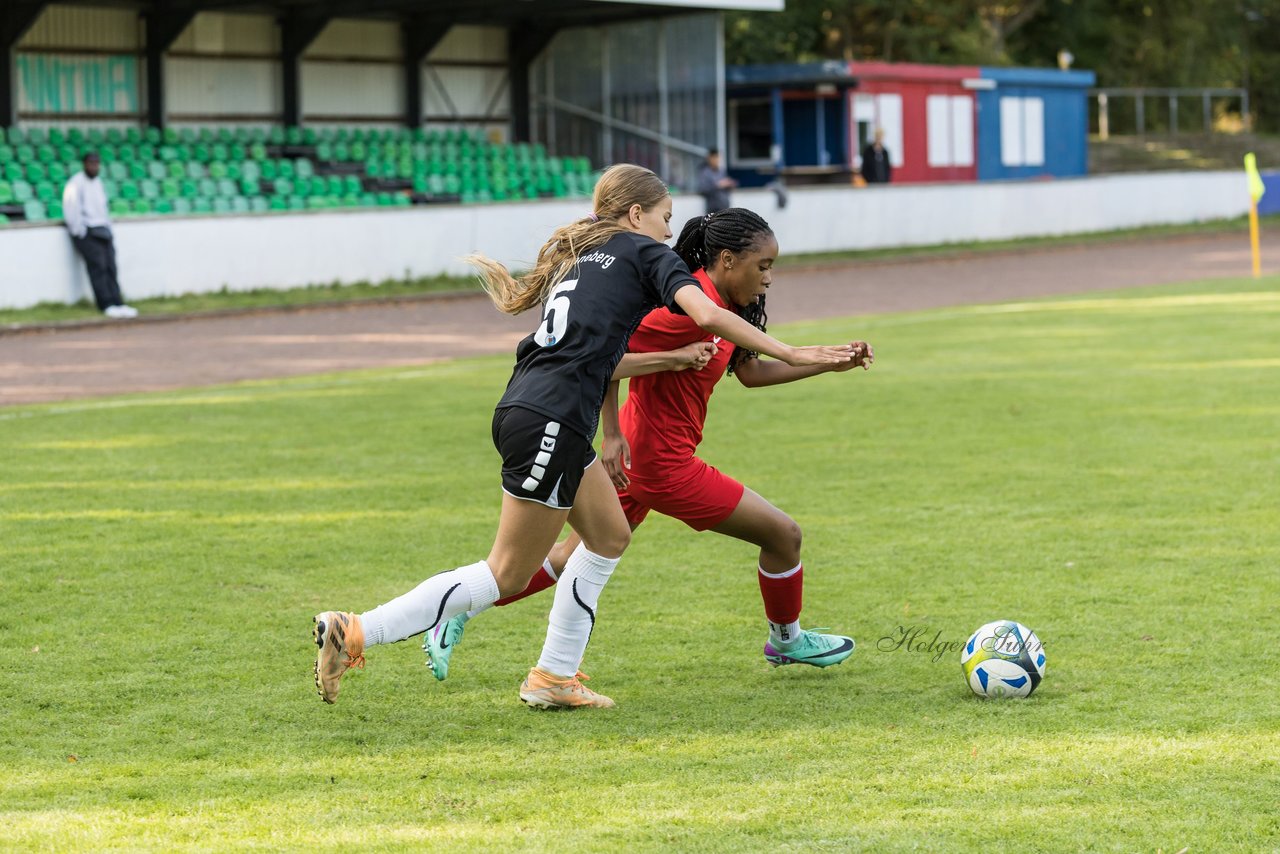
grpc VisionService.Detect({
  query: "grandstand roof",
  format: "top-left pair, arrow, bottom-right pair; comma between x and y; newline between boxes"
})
53,0 -> 780,26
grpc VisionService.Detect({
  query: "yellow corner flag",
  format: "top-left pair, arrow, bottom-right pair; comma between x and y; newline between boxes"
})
1245,153 -> 1266,203
1245,153 -> 1264,278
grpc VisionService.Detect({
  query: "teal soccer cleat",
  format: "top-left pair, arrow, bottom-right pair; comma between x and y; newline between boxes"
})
763,630 -> 855,668
424,614 -> 468,681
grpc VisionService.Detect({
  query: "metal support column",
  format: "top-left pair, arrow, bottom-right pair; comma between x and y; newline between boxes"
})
281,10 -> 330,127
1,1 -> 45,127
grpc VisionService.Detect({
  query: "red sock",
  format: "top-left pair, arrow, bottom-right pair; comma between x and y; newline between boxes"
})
495,560 -> 558,607
757,563 -> 803,625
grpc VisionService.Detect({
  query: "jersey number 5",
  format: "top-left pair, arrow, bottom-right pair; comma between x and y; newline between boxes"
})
534,278 -> 578,347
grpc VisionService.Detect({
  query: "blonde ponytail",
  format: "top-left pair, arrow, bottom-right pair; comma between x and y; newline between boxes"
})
469,164 -> 670,315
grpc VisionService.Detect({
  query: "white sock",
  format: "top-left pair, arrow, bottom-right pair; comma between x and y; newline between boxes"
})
536,544 -> 619,677
464,558 -> 556,621
360,560 -> 499,646
769,620 -> 803,649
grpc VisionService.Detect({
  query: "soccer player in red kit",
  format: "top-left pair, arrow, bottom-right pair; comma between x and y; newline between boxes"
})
426,207 -> 874,680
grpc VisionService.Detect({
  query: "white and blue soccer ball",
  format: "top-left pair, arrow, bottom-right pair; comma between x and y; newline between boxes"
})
960,620 -> 1046,698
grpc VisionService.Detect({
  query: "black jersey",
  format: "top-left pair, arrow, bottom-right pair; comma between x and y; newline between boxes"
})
497,231 -> 698,440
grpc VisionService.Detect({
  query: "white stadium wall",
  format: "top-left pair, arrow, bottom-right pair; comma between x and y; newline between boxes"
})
0,171 -> 1249,310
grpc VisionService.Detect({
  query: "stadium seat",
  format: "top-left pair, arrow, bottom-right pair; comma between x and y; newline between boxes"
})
23,200 -> 46,221
0,182 -> 11,203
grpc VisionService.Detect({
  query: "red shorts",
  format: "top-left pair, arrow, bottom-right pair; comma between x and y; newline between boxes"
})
618,458 -> 746,531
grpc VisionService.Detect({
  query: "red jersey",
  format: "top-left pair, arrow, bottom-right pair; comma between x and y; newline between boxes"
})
619,269 -> 736,480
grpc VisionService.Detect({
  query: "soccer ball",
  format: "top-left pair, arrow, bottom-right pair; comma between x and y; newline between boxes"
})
960,620 -> 1046,698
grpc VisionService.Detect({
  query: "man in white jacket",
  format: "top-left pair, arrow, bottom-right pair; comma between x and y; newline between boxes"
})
62,152 -> 137,318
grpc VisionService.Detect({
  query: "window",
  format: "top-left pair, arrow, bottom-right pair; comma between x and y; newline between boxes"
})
729,99 -> 774,167
926,95 -> 974,168
1000,96 -> 1045,167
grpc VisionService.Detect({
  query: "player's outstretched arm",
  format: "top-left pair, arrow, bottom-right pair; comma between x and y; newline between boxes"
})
599,380 -> 631,490
735,341 -> 874,388
611,341 -> 716,380
674,285 -> 852,368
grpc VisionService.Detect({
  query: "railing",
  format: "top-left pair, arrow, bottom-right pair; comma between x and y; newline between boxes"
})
1091,87 -> 1249,138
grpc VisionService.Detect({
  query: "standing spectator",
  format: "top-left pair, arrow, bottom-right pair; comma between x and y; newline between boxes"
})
696,148 -> 737,214
63,152 -> 137,318
860,128 -> 893,184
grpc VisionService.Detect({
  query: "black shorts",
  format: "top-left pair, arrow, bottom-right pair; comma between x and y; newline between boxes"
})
492,406 -> 597,509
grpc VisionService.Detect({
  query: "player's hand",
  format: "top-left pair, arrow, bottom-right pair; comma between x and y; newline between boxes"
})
601,431 -> 631,491
784,344 -> 854,367
673,341 -> 717,372
831,340 -> 874,372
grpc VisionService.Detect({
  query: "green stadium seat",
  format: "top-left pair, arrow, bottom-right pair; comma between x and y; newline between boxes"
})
211,144 -> 229,162
231,196 -> 250,214
101,178 -> 118,196
25,162 -> 46,182
239,178 -> 260,197
186,162 -> 206,179
249,196 -> 269,213
273,178 -> 293,196
12,180 -> 33,202
140,179 -> 159,199
212,197 -> 232,214
208,161 -> 227,179
198,178 -> 217,197
148,161 -> 166,180
23,200 -> 46,222
35,181 -> 56,203
161,178 -> 179,199
258,160 -> 277,180
119,181 -> 139,200
132,198 -> 152,215
240,161 -> 261,182
145,127 -> 162,145
217,179 -> 237,197
0,182 -> 11,204
0,144 -> 11,163
268,195 -> 287,211
109,198 -> 129,215
295,158 -> 313,178
128,162 -> 147,180
106,161 -> 127,181
3,162 -> 21,181
193,197 -> 213,214
180,179 -> 198,199
124,127 -> 141,144
116,144 -> 136,162
277,159 -> 295,179
287,195 -> 306,211
154,199 -> 174,214
249,143 -> 267,161
172,198 -> 192,214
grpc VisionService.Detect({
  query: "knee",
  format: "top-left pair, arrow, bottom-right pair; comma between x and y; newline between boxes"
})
771,517 -> 803,563
583,523 -> 630,560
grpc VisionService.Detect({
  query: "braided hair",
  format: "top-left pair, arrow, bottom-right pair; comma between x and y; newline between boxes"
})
673,207 -> 774,373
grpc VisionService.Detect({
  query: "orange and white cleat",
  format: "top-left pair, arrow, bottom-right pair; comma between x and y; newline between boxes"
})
313,611 -> 365,704
519,666 -> 616,710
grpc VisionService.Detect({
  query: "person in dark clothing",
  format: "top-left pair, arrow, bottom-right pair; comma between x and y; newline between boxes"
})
62,152 -> 136,318
696,149 -> 737,214
859,129 -> 893,185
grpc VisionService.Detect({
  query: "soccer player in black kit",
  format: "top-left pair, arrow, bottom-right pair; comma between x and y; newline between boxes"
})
312,164 -> 854,709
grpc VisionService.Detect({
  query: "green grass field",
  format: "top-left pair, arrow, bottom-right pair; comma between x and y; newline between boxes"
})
3,274 -> 1279,851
